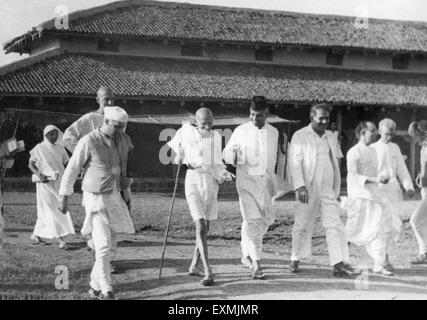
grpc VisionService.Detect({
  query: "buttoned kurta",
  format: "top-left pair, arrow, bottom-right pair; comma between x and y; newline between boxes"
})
59,129 -> 134,294
59,129 -> 135,236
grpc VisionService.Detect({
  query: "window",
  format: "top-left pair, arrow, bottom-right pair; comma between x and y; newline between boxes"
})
392,53 -> 410,70
326,51 -> 344,66
181,44 -> 204,57
255,46 -> 273,61
98,38 -> 119,52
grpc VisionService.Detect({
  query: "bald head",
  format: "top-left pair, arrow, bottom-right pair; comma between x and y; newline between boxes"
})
96,86 -> 115,111
195,107 -> 214,133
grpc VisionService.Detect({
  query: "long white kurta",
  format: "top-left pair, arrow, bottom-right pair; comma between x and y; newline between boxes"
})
168,123 -> 226,221
223,122 -> 278,261
410,142 -> 427,255
289,124 -> 349,266
342,143 -> 384,247
30,140 -> 75,239
59,133 -> 135,236
371,141 -> 414,240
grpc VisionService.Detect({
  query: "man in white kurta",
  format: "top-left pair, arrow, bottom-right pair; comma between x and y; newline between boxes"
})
223,96 -> 278,280
59,107 -> 135,300
63,86 -> 114,153
408,120 -> 427,264
168,108 -> 234,286
289,104 -> 353,277
371,118 -> 415,271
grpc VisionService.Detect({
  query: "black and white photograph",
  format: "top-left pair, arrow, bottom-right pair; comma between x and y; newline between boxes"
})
1,0 -> 427,305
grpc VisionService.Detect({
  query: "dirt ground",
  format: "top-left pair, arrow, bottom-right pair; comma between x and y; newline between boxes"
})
1,192 -> 427,300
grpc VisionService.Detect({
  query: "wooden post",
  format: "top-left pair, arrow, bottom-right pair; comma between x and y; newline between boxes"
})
410,109 -> 417,179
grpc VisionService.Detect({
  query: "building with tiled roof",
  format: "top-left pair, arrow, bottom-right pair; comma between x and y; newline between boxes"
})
1,0 -> 427,178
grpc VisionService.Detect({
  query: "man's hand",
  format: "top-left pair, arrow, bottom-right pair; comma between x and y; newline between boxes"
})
222,171 -> 236,182
38,173 -> 48,183
295,186 -> 309,204
407,189 -> 416,198
59,195 -> 69,215
379,176 -> 389,184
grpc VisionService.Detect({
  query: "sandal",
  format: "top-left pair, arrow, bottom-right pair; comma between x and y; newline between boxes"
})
201,274 -> 215,286
252,270 -> 265,280
31,235 -> 48,246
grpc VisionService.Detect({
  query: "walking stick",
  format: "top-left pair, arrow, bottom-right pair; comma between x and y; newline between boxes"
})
159,147 -> 182,280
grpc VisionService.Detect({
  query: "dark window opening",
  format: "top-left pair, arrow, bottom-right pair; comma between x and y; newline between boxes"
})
326,51 -> 344,66
393,53 -> 410,69
255,47 -> 273,61
181,44 -> 204,57
98,38 -> 119,52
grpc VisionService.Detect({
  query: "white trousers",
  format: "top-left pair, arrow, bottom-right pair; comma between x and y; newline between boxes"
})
410,188 -> 427,255
241,218 -> 270,262
291,158 -> 349,266
89,212 -> 118,294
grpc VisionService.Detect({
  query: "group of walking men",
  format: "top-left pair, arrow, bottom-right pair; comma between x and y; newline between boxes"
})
5,86 -> 427,300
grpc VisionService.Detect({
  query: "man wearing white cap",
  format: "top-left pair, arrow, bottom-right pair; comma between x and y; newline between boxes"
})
59,106 -> 135,300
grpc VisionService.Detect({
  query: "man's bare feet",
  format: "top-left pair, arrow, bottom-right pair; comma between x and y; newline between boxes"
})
188,266 -> 204,277
241,256 -> 253,269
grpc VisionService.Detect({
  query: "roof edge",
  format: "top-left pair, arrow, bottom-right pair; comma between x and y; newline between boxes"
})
0,48 -> 64,77
5,0 -> 427,53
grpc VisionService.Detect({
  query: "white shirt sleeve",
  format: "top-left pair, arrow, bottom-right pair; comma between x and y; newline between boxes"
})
347,147 -> 369,188
288,131 -> 306,190
59,138 -> 91,196
223,127 -> 241,165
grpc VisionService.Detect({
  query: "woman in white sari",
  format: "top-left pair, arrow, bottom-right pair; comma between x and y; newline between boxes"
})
28,125 -> 75,249
342,121 -> 393,275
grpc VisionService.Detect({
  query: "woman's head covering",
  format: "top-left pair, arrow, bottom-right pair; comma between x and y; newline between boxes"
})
43,124 -> 64,146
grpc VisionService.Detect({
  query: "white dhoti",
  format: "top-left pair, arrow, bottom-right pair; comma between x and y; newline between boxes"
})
185,169 -> 219,221
342,197 -> 387,268
291,154 -> 349,266
237,173 -> 276,262
33,181 -> 75,239
410,188 -> 427,255
369,188 -> 402,262
82,188 -> 135,294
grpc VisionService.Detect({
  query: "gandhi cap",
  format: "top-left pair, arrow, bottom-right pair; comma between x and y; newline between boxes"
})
104,106 -> 129,123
